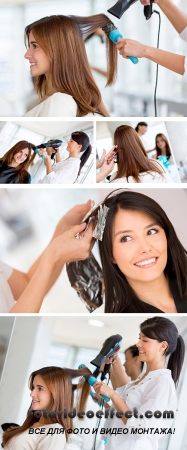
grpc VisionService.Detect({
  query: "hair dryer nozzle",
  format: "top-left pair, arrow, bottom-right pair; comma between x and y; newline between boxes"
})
108,0 -> 138,19
90,334 -> 123,368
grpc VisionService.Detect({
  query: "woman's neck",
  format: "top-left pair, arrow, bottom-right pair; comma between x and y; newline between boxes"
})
127,274 -> 177,312
39,77 -> 59,103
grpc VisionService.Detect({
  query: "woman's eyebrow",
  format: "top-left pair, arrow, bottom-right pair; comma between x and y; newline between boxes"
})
114,222 -> 160,237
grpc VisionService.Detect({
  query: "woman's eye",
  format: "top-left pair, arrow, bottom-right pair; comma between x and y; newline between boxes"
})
147,228 -> 158,235
120,236 -> 132,243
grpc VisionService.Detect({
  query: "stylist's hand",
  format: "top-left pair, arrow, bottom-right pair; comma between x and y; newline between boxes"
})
100,159 -> 115,177
38,149 -> 50,161
94,382 -> 115,400
96,149 -> 107,169
53,200 -> 93,239
140,0 -> 159,4
47,221 -> 95,266
116,38 -> 146,59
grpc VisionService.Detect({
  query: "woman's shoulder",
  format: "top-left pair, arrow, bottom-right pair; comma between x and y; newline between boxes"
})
23,93 -> 77,117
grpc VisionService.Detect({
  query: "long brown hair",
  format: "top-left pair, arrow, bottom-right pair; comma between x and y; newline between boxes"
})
112,125 -> 163,182
155,133 -> 171,159
0,141 -> 36,183
3,366 -> 92,446
24,14 -> 118,117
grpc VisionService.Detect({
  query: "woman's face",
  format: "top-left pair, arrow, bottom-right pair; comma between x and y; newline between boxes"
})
30,374 -> 51,410
67,138 -> 81,155
156,136 -> 166,150
13,148 -> 29,165
24,31 -> 51,77
136,332 -> 167,364
112,209 -> 167,286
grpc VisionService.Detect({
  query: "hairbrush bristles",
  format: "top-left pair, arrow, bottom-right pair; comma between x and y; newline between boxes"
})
102,23 -> 118,36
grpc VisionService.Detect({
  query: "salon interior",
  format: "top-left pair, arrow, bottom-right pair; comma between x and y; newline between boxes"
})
0,0 -> 187,117
0,315 -> 187,450
0,187 -> 187,314
96,120 -> 186,183
0,120 -> 94,184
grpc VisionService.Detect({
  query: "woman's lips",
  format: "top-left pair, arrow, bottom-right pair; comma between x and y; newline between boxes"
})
134,257 -> 158,268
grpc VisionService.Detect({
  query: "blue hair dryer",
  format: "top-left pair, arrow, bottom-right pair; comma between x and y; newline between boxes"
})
78,364 -> 110,403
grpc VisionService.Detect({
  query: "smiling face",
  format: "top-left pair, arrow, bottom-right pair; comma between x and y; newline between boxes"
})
13,148 -> 29,166
24,31 -> 51,77
136,332 -> 168,364
30,374 -> 52,411
112,209 -> 168,287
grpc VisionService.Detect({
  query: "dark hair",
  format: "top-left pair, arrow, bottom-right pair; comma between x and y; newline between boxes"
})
0,141 -> 36,184
112,125 -> 163,182
140,316 -> 185,385
88,190 -> 187,313
25,14 -> 118,117
125,345 -> 144,370
71,131 -> 92,178
155,133 -> 171,159
135,122 -> 148,132
3,365 -> 91,446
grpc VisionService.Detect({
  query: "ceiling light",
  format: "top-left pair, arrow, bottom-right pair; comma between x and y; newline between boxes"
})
88,320 -> 104,327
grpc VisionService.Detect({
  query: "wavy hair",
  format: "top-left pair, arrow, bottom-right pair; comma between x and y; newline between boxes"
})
0,141 -> 36,183
112,126 -> 163,182
25,14 -> 118,117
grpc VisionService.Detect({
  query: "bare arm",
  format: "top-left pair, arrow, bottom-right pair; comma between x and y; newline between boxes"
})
9,221 -> 94,313
55,148 -> 61,164
116,39 -> 185,75
94,382 -> 130,425
7,200 -> 93,310
141,0 -> 187,34
110,355 -> 130,388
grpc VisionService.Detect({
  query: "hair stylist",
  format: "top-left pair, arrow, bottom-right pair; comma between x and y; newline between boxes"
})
116,0 -> 187,80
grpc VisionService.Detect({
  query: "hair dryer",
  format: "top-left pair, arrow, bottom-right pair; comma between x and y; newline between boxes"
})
34,139 -> 63,159
78,364 -> 110,402
90,334 -> 123,368
108,0 -> 153,20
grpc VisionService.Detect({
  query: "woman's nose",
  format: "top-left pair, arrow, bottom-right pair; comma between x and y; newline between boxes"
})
137,237 -> 151,254
24,49 -> 31,60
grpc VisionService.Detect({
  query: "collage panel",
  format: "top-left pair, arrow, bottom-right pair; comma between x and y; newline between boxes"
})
0,0 -> 187,118
96,119 -> 187,184
0,315 -> 187,450
0,186 -> 187,314
0,120 -> 95,185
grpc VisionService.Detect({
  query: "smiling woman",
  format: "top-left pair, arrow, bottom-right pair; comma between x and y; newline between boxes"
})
84,189 -> 187,313
2,366 -> 91,449
22,14 -> 118,117
0,141 -> 36,184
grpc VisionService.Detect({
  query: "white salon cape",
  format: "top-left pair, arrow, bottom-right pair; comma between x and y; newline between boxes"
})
105,369 -> 177,450
180,27 -> 187,81
0,261 -> 15,312
23,92 -> 102,117
40,158 -> 80,184
4,424 -> 66,450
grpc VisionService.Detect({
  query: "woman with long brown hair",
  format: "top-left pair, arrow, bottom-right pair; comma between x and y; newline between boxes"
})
155,133 -> 172,160
97,126 -> 173,183
0,141 -> 36,184
2,366 -> 91,449
23,14 -> 118,117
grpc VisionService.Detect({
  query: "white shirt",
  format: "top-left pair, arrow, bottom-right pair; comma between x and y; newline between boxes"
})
4,423 -> 66,450
110,161 -> 174,183
105,369 -> 177,450
23,93 -> 77,117
0,261 -> 15,312
23,92 -> 102,117
179,27 -> 187,82
40,158 -> 80,184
